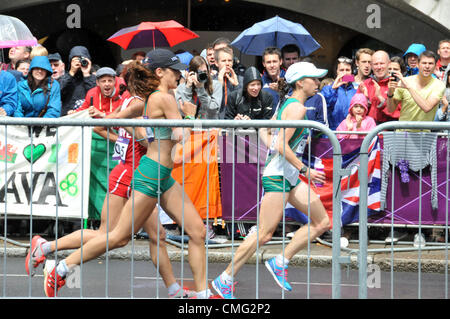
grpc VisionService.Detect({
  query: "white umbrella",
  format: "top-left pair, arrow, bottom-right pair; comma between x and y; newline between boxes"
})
0,14 -> 37,48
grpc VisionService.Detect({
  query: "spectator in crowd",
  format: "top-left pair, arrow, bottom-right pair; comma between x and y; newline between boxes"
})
403,43 -> 426,77
385,50 -> 445,244
72,67 -> 129,119
212,37 -> 246,77
224,66 -> 273,120
29,45 -> 48,60
321,56 -> 356,130
15,59 -> 30,78
0,69 -> 18,116
435,67 -> 449,122
358,50 -> 400,124
281,44 -> 300,69
59,46 -> 96,116
387,50 -> 445,122
213,46 -> 242,118
48,53 -> 65,80
212,61 -> 329,299
13,56 -> 61,118
176,55 -> 222,119
205,43 -> 216,68
336,93 -> 376,139
0,46 -> 31,71
131,51 -> 146,62
200,43 -> 217,77
261,47 -> 285,114
388,56 -> 407,76
354,48 -> 374,87
435,39 -> 450,81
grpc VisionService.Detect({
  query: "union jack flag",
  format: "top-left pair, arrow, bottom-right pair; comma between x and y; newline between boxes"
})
285,137 -> 382,226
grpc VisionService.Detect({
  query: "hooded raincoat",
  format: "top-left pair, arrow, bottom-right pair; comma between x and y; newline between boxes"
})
336,93 -> 376,139
225,66 -> 273,120
14,56 -> 61,118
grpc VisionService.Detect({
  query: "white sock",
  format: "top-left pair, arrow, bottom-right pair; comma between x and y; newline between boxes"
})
221,271 -> 233,283
196,289 -> 212,299
275,255 -> 290,268
56,260 -> 69,278
41,242 -> 51,256
168,282 -> 181,296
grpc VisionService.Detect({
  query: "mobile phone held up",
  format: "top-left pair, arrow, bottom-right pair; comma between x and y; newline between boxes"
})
342,74 -> 355,83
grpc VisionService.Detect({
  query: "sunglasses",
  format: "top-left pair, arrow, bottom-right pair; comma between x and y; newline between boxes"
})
338,57 -> 353,64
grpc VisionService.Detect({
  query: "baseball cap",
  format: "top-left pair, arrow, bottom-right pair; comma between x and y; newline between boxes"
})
285,62 -> 328,84
48,53 -> 62,62
95,67 -> 116,79
144,49 -> 188,70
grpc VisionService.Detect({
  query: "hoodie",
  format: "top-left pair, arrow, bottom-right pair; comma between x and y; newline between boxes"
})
336,93 -> 376,139
403,43 -> 426,76
224,66 -> 273,120
14,56 -> 61,118
0,70 -> 18,116
59,46 -> 96,115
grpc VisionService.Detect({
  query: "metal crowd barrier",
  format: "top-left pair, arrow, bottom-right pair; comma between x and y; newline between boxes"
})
1,117 -> 449,299
0,117 -> 347,299
358,121 -> 450,299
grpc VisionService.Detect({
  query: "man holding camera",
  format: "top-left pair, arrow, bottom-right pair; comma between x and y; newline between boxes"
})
357,50 -> 400,124
386,50 -> 445,122
59,46 -> 96,116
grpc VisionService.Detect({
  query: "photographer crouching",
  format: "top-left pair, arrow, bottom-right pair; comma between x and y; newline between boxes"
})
176,56 -> 223,119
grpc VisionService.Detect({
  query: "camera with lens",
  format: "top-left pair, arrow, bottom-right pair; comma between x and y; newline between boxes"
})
80,57 -> 89,67
197,70 -> 208,83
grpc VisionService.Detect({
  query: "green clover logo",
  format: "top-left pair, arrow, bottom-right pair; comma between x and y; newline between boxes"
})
60,173 -> 78,197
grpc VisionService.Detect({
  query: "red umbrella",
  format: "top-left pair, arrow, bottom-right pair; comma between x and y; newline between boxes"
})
107,20 -> 199,50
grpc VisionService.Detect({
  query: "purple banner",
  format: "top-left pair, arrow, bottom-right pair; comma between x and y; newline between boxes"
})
220,135 -> 450,226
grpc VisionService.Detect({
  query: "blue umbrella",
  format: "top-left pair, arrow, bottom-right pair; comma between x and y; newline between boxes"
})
231,15 -> 321,56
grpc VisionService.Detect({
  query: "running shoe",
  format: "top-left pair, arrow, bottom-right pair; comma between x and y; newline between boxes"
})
43,260 -> 66,297
25,235 -> 48,276
212,275 -> 236,299
265,257 -> 292,291
168,287 -> 197,298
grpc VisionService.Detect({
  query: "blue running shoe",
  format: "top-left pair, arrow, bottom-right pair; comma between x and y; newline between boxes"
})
212,275 -> 236,299
265,257 -> 292,291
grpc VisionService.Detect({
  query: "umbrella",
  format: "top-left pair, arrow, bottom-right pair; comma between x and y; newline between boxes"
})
0,14 -> 37,48
107,20 -> 199,50
231,15 -> 321,56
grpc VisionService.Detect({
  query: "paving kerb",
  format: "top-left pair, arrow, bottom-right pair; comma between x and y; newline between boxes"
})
2,238 -> 449,273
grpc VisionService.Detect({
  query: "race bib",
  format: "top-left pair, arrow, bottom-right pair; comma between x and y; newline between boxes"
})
112,136 -> 129,162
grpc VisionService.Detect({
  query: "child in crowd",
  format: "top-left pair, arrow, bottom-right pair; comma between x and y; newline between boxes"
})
15,59 -> 30,77
336,93 -> 376,139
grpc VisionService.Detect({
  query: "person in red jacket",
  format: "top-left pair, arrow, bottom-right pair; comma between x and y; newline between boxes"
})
72,67 -> 130,117
358,50 -> 400,124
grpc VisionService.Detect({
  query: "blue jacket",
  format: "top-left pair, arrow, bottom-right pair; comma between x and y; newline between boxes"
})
0,70 -> 18,116
321,83 -> 356,131
14,56 -> 61,118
